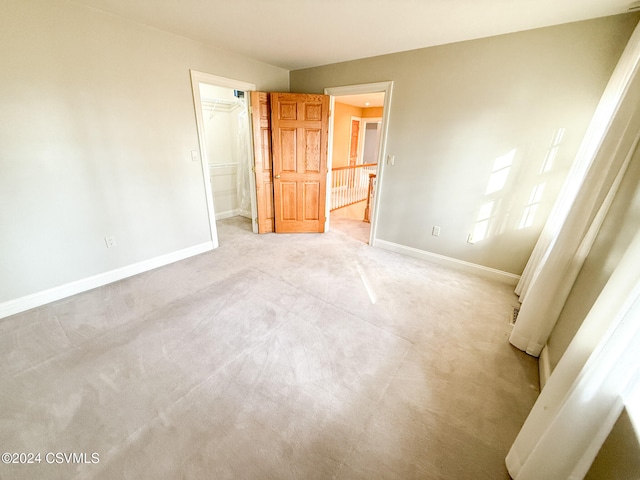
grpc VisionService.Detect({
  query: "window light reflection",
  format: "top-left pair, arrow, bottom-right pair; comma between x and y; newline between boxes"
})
539,128 -> 565,174
518,183 -> 546,229
472,200 -> 495,242
485,149 -> 516,195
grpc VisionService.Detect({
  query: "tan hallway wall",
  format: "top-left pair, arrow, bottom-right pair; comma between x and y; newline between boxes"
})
362,107 -> 383,118
332,102 -> 363,168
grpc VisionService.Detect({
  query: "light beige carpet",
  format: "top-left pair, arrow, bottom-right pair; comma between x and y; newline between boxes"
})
0,217 -> 538,479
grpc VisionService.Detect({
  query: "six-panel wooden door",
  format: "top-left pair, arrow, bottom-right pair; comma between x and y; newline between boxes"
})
268,93 -> 330,233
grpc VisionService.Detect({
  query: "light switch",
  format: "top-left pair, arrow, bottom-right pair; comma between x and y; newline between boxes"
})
191,150 -> 199,162
386,154 -> 395,166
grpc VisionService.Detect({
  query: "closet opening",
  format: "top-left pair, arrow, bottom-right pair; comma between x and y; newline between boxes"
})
190,71 -> 258,246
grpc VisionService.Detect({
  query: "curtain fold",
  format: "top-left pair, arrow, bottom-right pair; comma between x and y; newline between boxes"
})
510,24 -> 640,356
506,228 -> 640,479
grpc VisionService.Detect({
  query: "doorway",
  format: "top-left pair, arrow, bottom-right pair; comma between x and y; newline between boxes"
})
325,82 -> 393,245
190,71 -> 258,246
191,77 -> 392,245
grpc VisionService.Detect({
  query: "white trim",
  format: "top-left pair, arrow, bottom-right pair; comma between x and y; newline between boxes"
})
324,96 -> 335,233
373,239 -> 521,285
190,71 -> 256,92
539,344 -> 552,390
190,71 -> 220,247
189,70 -> 258,244
0,242 -> 214,320
325,82 -> 394,99
325,81 -> 394,245
215,209 -> 242,220
507,222 -> 640,478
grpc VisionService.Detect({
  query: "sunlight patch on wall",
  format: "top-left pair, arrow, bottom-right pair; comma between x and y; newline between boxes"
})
485,148 -> 516,195
469,127 -> 566,243
472,200 -> 495,242
539,128 -> 565,174
471,149 -> 517,243
516,127 -> 565,231
518,183 -> 546,229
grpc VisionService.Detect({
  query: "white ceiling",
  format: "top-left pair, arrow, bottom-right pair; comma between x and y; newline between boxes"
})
335,93 -> 385,108
72,0 -> 635,70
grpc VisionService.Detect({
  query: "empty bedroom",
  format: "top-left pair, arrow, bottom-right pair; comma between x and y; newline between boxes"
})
2,0 -> 640,479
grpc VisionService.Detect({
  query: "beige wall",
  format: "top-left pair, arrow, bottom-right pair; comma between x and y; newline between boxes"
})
546,141 -> 640,371
585,408 -> 640,479
291,14 -> 639,274
0,0 -> 289,303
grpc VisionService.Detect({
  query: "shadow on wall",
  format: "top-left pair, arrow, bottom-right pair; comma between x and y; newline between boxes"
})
471,128 -> 566,243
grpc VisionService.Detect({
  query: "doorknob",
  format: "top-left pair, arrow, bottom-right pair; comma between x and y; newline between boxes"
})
274,175 -> 281,179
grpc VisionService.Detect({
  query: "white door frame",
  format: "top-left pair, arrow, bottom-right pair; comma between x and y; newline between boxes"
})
189,70 -> 258,247
324,81 -> 393,245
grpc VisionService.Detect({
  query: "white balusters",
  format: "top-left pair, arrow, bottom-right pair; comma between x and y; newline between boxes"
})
330,164 -> 377,211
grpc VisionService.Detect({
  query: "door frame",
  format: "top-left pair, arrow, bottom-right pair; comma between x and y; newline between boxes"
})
325,81 -> 393,245
189,70 -> 258,247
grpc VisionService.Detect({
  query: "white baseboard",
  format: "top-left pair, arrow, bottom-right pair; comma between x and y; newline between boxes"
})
372,239 -> 521,285
539,344 -> 551,390
0,242 -> 214,320
215,209 -> 241,220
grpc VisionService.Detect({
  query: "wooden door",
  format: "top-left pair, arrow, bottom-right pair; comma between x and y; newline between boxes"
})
250,91 -> 274,233
270,93 -> 330,233
349,118 -> 360,166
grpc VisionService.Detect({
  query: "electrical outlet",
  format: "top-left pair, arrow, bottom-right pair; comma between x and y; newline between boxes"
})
467,233 -> 474,244
432,226 -> 441,237
105,236 -> 117,248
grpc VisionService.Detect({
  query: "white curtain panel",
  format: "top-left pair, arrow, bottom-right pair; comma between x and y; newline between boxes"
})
506,228 -> 640,479
510,24 -> 640,356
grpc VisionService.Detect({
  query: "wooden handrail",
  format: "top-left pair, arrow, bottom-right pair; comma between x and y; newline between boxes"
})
331,162 -> 377,171
364,173 -> 376,223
